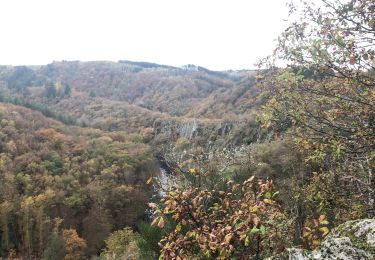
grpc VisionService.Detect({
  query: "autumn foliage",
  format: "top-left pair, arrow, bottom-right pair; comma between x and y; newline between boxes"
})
0,103 -> 155,258
0,0 -> 373,259
150,176 -> 288,259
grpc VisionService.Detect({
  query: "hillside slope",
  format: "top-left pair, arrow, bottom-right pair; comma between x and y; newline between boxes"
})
0,61 -> 259,119
0,102 -> 157,258
0,61 -> 262,150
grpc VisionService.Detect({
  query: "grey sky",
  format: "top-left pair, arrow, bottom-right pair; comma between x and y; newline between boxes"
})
0,0 -> 291,70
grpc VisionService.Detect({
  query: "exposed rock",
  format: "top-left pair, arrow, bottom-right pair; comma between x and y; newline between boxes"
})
153,118 -> 233,140
152,118 -> 261,146
269,219 -> 375,260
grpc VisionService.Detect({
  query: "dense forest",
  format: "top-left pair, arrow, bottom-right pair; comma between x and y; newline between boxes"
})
0,103 -> 156,259
0,0 -> 374,259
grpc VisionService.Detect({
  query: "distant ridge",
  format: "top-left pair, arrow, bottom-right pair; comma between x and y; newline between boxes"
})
118,60 -> 176,69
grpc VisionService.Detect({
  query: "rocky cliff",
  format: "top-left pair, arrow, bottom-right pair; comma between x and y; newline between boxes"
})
269,219 -> 375,260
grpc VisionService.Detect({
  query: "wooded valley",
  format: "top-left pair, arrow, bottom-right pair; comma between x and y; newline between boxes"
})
0,0 -> 374,259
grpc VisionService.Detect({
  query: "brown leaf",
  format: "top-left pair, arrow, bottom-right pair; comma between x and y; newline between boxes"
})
158,217 -> 165,228
146,177 -> 153,185
318,215 -> 326,223
148,202 -> 158,209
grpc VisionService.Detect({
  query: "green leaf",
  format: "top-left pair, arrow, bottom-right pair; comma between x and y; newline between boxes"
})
250,227 -> 260,236
245,236 -> 250,246
319,226 -> 329,236
260,225 -> 266,236
176,223 -> 182,232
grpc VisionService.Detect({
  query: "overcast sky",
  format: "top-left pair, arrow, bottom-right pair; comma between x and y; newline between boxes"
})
0,0 -> 291,70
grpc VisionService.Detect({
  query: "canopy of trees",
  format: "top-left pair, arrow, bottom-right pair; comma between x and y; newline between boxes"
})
0,103 -> 155,258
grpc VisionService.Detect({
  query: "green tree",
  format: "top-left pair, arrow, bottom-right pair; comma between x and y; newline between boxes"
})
101,227 -> 140,260
42,219 -> 66,260
136,221 -> 164,260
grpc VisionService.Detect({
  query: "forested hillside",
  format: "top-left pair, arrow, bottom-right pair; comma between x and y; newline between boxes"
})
0,61 -> 258,120
0,60 -> 280,259
0,103 -> 156,258
0,0 -> 374,259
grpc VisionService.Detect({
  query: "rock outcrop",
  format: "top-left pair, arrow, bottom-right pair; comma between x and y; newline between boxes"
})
153,118 -> 233,140
269,219 -> 375,260
152,117 -> 264,148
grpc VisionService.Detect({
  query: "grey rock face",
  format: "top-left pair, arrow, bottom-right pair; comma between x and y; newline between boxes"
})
269,219 -> 375,260
153,119 -> 234,140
